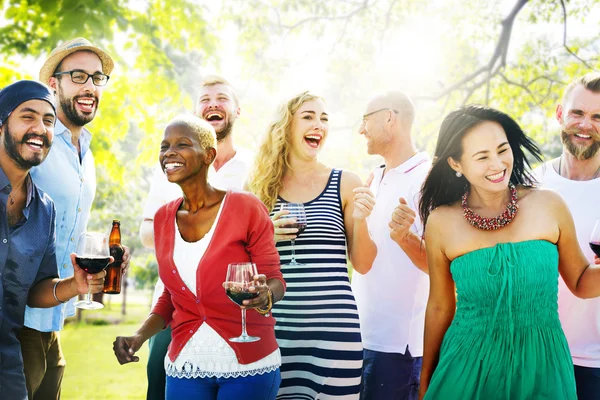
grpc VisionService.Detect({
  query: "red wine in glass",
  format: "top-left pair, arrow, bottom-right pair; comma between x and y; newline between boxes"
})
591,220 -> 600,257
280,202 -> 307,266
226,287 -> 259,306
75,256 -> 112,274
590,243 -> 600,257
224,263 -> 260,343
74,232 -> 111,310
281,222 -> 307,238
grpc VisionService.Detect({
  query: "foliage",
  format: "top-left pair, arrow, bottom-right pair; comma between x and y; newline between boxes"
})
0,0 -> 215,190
131,255 -> 159,290
219,0 -> 599,176
0,1 -> 599,279
0,0 -> 212,288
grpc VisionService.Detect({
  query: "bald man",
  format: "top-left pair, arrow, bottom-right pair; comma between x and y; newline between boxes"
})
352,91 -> 431,400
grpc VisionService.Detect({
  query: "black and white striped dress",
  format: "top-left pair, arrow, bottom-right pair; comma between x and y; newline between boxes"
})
272,169 -> 363,400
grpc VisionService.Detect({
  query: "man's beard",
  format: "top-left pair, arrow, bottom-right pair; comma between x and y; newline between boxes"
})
57,82 -> 99,127
216,117 -> 235,142
561,129 -> 600,160
2,124 -> 51,170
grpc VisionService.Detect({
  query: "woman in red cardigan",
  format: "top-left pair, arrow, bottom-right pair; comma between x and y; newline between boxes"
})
113,115 -> 285,400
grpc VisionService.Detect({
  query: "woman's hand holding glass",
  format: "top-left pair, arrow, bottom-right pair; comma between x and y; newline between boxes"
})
271,209 -> 299,243
241,274 -> 271,309
277,203 -> 307,266
224,263 -> 261,343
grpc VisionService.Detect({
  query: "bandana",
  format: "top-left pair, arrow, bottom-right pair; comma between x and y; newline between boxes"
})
0,80 -> 56,126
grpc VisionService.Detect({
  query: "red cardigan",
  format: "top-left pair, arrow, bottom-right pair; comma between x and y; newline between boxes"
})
151,191 -> 285,364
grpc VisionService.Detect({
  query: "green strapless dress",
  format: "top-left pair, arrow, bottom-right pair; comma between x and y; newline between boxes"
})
424,240 -> 577,400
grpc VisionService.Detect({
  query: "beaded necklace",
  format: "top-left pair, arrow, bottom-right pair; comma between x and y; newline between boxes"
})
462,183 -> 519,231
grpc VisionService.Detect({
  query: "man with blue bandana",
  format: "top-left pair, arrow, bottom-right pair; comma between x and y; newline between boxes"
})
0,80 -> 106,400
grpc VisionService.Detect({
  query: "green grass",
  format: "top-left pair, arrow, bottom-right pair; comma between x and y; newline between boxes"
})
60,290 -> 153,399
61,324 -> 149,399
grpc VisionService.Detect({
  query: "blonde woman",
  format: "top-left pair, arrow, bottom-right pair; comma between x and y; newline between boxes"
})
247,92 -> 377,399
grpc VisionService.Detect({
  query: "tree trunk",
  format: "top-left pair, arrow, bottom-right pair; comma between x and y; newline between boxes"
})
121,271 -> 128,316
92,292 -> 104,304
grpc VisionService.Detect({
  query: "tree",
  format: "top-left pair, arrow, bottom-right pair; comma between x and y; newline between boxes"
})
1,1 -> 598,298
0,0 -> 217,312
222,0 -> 598,161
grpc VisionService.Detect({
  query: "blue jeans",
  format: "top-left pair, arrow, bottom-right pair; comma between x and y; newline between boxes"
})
360,347 -> 422,400
165,369 -> 280,400
574,365 -> 600,400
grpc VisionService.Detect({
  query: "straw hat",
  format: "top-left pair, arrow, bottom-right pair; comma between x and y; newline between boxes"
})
39,38 -> 114,84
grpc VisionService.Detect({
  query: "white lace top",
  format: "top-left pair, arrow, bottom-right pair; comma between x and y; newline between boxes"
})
164,194 -> 281,379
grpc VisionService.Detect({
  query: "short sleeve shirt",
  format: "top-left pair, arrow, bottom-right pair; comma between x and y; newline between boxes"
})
351,152 -> 431,355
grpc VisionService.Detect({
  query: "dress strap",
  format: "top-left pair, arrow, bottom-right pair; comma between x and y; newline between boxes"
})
327,169 -> 343,211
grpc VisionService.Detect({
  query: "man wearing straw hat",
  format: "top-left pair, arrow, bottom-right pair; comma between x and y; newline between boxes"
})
18,38 -> 129,400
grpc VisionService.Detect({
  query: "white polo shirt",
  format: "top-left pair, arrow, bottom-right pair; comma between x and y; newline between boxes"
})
535,162 -> 600,368
351,152 -> 431,356
143,148 -> 253,308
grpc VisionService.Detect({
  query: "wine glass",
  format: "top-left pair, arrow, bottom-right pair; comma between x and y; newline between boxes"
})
224,263 -> 260,343
280,202 -> 307,266
74,232 -> 111,310
590,219 -> 600,257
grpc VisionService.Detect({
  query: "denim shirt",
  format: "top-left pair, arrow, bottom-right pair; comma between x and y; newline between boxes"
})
24,119 -> 96,332
0,168 -> 58,399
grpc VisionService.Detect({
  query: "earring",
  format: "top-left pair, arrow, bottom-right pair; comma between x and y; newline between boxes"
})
455,171 -> 462,178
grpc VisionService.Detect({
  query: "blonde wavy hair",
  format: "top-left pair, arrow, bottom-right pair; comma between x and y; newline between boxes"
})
247,91 -> 323,211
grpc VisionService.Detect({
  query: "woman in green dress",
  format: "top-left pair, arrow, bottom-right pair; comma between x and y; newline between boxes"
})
417,105 -> 600,399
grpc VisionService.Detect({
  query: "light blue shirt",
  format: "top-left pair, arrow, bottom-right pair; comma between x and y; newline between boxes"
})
24,119 -> 96,332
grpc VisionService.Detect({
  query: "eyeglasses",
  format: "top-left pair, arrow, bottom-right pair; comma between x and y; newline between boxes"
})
362,108 -> 399,125
53,70 -> 110,86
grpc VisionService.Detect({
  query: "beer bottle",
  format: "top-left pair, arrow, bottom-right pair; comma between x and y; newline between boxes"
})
103,220 -> 124,294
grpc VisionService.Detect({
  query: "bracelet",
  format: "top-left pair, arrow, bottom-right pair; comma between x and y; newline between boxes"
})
256,287 -> 273,316
53,280 -> 66,304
